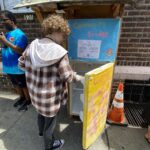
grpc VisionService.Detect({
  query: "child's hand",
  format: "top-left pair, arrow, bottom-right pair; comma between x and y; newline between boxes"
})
76,75 -> 85,85
18,56 -> 25,71
80,77 -> 85,85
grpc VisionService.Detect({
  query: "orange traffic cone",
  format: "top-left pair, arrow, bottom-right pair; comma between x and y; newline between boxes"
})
107,82 -> 127,126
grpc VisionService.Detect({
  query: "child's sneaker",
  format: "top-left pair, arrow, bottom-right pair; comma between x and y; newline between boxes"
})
52,139 -> 65,150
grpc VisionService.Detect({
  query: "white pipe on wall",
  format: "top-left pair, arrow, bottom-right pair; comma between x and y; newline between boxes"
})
0,0 -> 5,10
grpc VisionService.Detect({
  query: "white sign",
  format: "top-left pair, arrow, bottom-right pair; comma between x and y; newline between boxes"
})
1,0 -> 32,13
24,14 -> 34,20
77,40 -> 101,59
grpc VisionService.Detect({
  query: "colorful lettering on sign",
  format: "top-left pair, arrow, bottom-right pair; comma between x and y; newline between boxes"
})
88,32 -> 108,38
83,63 -> 114,149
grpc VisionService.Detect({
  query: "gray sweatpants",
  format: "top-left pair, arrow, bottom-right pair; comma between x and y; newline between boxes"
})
38,113 -> 57,150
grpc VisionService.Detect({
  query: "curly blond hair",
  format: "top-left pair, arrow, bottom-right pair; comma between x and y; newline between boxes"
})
42,14 -> 71,35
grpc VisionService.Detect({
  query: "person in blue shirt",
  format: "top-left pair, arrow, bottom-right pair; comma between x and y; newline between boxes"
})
0,11 -> 30,111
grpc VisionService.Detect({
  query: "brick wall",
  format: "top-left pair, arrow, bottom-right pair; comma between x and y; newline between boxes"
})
16,13 -> 42,42
0,74 -> 14,91
112,0 -> 150,99
117,0 -> 150,66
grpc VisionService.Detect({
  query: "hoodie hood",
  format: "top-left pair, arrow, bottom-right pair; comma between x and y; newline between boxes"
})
28,38 -> 67,68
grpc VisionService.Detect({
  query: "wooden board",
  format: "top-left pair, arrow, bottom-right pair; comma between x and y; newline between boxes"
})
31,4 -> 124,23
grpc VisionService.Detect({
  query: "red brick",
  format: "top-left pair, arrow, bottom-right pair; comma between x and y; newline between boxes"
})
140,39 -> 150,43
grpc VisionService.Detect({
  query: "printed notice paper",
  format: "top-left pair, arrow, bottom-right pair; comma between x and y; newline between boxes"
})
77,40 -> 101,59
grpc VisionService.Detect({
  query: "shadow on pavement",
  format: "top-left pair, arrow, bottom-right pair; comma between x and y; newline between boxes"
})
0,98 -> 84,150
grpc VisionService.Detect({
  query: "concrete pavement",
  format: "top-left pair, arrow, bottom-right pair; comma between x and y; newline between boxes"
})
0,94 -> 150,150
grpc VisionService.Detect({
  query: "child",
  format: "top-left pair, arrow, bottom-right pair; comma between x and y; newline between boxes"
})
19,15 -> 83,150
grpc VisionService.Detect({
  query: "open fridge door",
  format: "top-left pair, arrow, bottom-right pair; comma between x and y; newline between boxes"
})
82,63 -> 114,149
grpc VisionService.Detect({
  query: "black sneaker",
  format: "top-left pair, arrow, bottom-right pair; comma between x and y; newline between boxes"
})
18,101 -> 31,112
39,132 -> 43,137
13,99 -> 24,107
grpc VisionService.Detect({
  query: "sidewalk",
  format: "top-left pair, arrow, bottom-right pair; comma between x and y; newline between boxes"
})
0,94 -> 150,150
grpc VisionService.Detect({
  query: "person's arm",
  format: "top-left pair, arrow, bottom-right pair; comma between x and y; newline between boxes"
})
0,32 -> 23,55
58,54 -> 84,83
